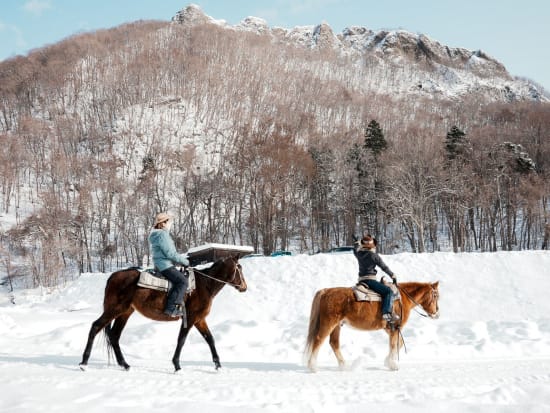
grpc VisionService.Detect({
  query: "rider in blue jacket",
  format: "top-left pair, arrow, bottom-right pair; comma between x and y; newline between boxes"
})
149,212 -> 190,317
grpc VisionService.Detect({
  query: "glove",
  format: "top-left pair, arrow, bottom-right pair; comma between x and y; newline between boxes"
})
180,257 -> 190,267
392,276 -> 397,285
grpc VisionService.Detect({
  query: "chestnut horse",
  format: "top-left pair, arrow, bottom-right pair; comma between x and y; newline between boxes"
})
79,255 -> 247,372
305,281 -> 439,372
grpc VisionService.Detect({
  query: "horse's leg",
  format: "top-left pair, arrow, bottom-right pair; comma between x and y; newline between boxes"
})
106,310 -> 134,371
329,324 -> 346,369
193,318 -> 221,370
384,329 -> 400,371
80,312 -> 115,369
171,321 -> 192,372
307,320 -> 339,372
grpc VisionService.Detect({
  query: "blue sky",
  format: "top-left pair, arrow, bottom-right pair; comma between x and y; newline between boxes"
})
1,0 -> 549,91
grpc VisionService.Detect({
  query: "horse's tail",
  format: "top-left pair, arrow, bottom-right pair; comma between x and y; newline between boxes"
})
103,322 -> 116,365
304,289 -> 325,363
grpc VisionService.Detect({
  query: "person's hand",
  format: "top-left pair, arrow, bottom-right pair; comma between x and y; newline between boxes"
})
181,257 -> 190,267
392,276 -> 398,285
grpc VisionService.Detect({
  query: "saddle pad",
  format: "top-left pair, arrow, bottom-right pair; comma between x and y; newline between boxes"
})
187,269 -> 196,292
137,269 -> 196,293
137,271 -> 170,291
352,283 -> 401,302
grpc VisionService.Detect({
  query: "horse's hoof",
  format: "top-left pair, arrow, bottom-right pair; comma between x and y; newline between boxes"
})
338,363 -> 348,371
79,363 -> 87,371
307,364 -> 318,373
384,358 -> 399,371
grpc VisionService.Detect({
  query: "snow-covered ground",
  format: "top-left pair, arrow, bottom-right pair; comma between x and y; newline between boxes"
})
1,250 -> 550,412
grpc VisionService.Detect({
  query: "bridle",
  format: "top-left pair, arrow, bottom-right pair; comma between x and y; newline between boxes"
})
393,284 -> 439,360
190,261 -> 245,289
398,285 -> 439,319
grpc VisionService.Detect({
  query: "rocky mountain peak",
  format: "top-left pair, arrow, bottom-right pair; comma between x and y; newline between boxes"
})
172,4 -> 214,26
237,16 -> 269,33
171,4 -> 545,102
312,22 -> 337,49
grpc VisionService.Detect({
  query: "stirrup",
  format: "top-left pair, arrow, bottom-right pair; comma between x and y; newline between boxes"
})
383,313 -> 399,323
164,305 -> 184,318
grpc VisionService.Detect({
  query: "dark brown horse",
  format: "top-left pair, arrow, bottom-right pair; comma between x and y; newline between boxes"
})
305,281 -> 439,372
79,255 -> 247,372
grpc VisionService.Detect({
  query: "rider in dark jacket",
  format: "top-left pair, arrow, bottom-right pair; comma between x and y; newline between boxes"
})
353,234 -> 399,324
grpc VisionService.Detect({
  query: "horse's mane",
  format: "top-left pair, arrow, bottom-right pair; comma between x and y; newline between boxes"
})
203,257 -> 228,273
399,281 -> 430,290
205,256 -> 238,272
398,281 -> 435,299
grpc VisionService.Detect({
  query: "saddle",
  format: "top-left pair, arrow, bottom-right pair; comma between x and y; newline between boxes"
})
137,268 -> 196,293
352,282 -> 400,302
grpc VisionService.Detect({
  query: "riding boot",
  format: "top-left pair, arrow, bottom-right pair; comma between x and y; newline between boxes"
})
382,312 -> 400,330
164,302 -> 182,315
163,286 -> 178,316
161,267 -> 188,317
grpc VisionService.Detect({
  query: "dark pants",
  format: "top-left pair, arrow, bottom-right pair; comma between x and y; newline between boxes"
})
161,266 -> 188,311
361,279 -> 394,314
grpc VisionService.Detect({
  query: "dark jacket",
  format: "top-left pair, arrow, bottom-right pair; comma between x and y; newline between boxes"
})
353,247 -> 394,278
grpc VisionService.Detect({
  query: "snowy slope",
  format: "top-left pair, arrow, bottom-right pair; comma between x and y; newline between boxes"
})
1,250 -> 550,412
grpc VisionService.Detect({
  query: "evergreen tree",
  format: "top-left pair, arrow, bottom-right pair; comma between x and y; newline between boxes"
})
355,120 -> 389,249
445,125 -> 468,161
364,120 -> 387,159
502,142 -> 536,174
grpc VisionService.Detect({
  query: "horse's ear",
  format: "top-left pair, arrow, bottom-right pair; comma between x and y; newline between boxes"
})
432,281 -> 439,288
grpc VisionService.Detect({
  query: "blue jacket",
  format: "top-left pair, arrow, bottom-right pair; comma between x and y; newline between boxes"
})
148,228 -> 189,271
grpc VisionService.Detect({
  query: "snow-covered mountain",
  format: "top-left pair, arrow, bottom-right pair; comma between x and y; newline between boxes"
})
1,3 -> 548,284
173,4 -> 546,102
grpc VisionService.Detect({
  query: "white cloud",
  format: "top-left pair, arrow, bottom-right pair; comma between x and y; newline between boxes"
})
23,0 -> 52,15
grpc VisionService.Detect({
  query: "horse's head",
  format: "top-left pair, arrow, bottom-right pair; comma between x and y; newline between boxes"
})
422,281 -> 440,319
210,255 -> 247,292
229,255 -> 247,292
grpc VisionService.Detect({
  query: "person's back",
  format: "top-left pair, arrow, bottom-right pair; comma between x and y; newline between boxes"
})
354,248 -> 388,279
354,234 -> 399,324
149,228 -> 184,271
149,212 -> 189,318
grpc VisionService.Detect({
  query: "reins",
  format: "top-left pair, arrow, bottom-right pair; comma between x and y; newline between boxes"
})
190,264 -> 244,289
397,285 -> 432,318
393,284 -> 437,360
395,300 -> 407,358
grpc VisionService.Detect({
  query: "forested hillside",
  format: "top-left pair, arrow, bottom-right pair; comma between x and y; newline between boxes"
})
1,8 -> 549,286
